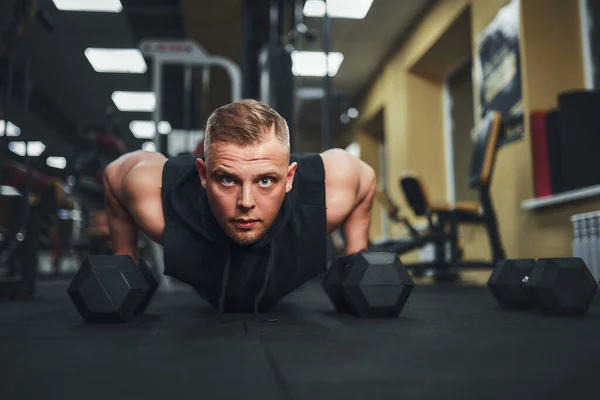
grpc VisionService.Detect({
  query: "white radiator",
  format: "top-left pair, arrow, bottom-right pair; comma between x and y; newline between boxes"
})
571,212 -> 600,283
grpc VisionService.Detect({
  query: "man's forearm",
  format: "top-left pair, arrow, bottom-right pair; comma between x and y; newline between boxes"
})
343,216 -> 370,255
342,180 -> 376,255
104,177 -> 139,262
107,212 -> 139,262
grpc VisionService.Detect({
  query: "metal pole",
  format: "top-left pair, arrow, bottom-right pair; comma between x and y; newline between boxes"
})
269,0 -> 279,107
0,38 -> 15,183
277,0 -> 286,45
183,65 -> 193,152
201,67 -> 211,128
292,0 -> 304,47
152,59 -> 165,154
24,56 -> 32,112
211,58 -> 242,101
321,1 -> 332,151
241,0 -> 253,99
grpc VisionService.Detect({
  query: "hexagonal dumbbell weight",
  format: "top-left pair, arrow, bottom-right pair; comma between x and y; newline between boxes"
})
135,258 -> 159,313
488,257 -> 598,316
322,251 -> 415,318
67,255 -> 158,324
529,258 -> 598,316
487,259 -> 537,310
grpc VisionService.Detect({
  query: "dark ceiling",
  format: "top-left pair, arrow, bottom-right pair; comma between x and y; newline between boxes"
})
0,0 -> 433,173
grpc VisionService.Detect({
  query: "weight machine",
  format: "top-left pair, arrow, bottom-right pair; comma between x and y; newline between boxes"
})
371,111 -> 507,281
139,39 -> 242,156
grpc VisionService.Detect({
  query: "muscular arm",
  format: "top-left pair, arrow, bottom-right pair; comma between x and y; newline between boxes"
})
321,149 -> 377,255
341,165 -> 376,255
103,150 -> 166,262
104,169 -> 139,261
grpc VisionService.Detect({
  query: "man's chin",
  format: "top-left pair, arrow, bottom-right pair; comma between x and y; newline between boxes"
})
228,231 -> 263,247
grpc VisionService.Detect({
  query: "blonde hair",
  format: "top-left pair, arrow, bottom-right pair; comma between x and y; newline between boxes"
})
204,99 -> 289,159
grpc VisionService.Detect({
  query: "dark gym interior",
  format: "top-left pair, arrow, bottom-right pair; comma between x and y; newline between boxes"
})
2,1 -> 600,399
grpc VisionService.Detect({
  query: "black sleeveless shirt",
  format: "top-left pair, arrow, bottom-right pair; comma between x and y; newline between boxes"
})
160,153 -> 327,313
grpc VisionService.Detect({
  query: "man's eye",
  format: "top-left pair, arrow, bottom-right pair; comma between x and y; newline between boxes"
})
259,178 -> 273,187
221,177 -> 235,186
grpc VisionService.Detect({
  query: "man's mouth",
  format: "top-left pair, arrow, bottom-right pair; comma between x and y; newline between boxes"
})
233,219 -> 258,229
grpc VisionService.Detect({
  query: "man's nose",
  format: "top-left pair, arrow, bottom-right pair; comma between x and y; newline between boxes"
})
237,184 -> 256,209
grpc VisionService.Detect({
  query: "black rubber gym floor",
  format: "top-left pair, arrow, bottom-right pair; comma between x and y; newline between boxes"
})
1,278 -> 599,400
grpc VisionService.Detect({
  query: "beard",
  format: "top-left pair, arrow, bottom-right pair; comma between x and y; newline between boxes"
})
226,228 -> 264,247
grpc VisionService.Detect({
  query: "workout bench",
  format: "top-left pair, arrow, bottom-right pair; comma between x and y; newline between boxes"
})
373,111 -> 506,279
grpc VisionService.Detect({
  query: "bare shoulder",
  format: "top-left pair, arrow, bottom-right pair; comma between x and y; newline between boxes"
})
105,150 -> 166,198
109,150 -> 166,177
105,151 -> 167,243
121,153 -> 166,200
321,148 -> 358,180
319,149 -> 376,232
319,148 -> 374,191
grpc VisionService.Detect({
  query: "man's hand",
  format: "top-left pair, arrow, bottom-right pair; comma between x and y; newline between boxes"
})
103,162 -> 141,263
341,163 -> 376,255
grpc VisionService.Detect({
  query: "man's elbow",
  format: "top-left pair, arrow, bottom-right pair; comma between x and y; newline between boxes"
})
103,156 -> 132,201
103,151 -> 143,192
337,149 -> 377,198
103,160 -> 120,192
360,160 -> 377,194
323,147 -> 377,195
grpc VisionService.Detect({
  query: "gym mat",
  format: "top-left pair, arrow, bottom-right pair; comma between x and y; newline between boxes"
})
1,279 -> 599,400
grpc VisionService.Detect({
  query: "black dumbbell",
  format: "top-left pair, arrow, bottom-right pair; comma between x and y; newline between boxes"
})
488,257 -> 598,316
487,259 -> 537,310
322,255 -> 355,314
136,258 -> 159,313
67,255 -> 158,324
322,251 -> 414,318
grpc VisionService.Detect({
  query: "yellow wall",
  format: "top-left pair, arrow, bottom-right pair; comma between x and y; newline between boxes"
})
357,0 -> 595,262
405,73 -> 446,203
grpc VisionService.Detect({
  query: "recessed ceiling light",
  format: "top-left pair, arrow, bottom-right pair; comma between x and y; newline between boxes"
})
303,0 -> 374,19
9,142 -> 26,156
52,0 -> 123,13
28,141 -> 46,157
129,121 -> 156,139
129,120 -> 171,138
111,91 -> 156,112
85,48 -> 147,73
303,0 -> 326,17
291,51 -> 344,77
47,156 -> 67,169
8,141 -> 45,157
0,120 -> 21,136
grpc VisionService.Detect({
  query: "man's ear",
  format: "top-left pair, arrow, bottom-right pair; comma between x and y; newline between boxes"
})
285,161 -> 298,193
196,158 -> 208,189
